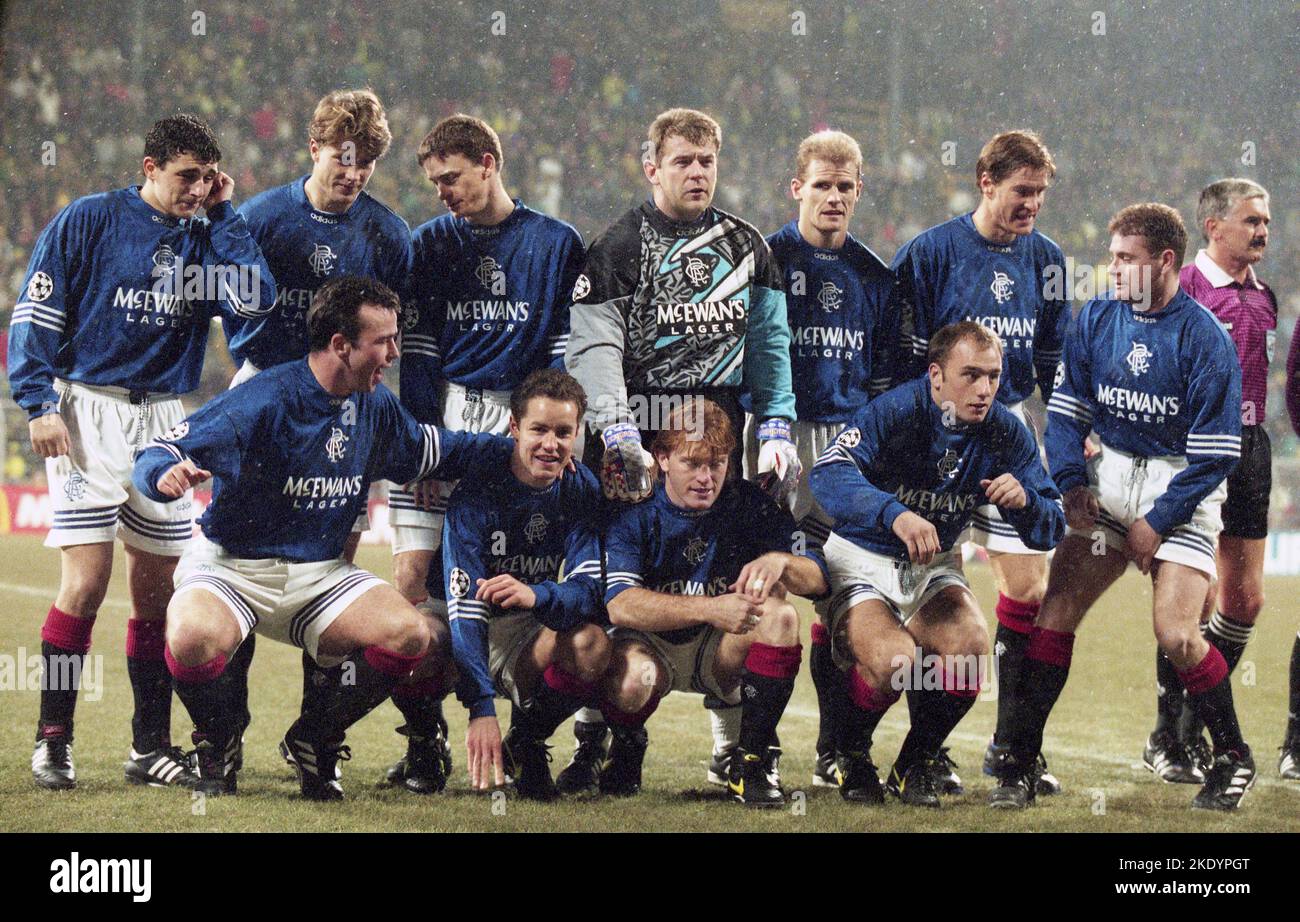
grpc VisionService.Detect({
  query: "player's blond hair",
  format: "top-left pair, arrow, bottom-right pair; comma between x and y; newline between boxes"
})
417,114 -> 505,169
1109,203 -> 1188,266
647,108 -> 722,164
308,89 -> 392,162
651,397 -> 734,467
795,130 -> 862,181
975,130 -> 1056,186
1196,178 -> 1269,243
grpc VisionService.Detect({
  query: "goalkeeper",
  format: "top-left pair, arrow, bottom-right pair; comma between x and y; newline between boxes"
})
562,108 -> 797,794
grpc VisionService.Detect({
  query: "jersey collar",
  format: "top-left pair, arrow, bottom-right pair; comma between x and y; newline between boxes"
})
125,186 -> 182,227
1194,248 -> 1263,290
292,175 -> 356,224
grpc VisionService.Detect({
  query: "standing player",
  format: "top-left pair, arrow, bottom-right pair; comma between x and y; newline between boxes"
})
891,130 -> 1068,791
1143,179 -> 1277,781
444,369 -> 607,801
561,108 -> 798,792
132,277 -> 512,799
993,204 -> 1251,810
388,114 -> 585,790
811,322 -> 1064,807
752,130 -> 899,789
217,89 -> 412,781
598,399 -> 826,806
7,114 -> 276,791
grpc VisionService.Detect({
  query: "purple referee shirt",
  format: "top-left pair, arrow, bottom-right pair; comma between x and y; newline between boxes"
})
1180,249 -> 1277,424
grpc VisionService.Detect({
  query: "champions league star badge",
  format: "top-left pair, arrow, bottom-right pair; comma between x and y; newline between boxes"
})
449,567 -> 471,599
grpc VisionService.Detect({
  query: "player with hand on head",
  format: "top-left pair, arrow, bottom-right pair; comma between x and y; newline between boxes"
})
1141,179 -> 1280,782
132,277 -> 512,800
749,129 -> 900,789
811,321 -> 1063,808
386,114 -> 585,792
7,114 -> 276,792
217,89 -> 413,779
561,108 -> 796,791
992,204 -> 1251,811
442,369 -> 607,801
891,130 -> 1068,793
596,398 -> 826,806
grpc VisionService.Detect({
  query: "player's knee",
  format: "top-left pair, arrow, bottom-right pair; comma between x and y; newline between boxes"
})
57,573 -> 110,616
1223,586 -> 1264,622
864,641 -> 913,690
1153,621 -> 1201,664
165,617 -> 224,668
951,621 -> 989,661
392,556 -> 429,601
565,624 -> 611,680
606,657 -> 658,713
382,610 -> 431,659
759,600 -> 799,642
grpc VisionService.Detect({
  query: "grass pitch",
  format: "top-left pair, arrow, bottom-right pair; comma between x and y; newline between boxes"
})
1,534 -> 1297,833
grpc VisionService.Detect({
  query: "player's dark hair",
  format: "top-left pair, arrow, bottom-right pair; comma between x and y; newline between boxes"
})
309,88 -> 392,162
1108,203 -> 1187,266
1196,178 -> 1269,243
651,397 -> 734,467
307,275 -> 401,350
144,114 -> 222,168
417,114 -> 504,169
928,321 -> 1003,369
975,130 -> 1055,186
511,368 -> 588,422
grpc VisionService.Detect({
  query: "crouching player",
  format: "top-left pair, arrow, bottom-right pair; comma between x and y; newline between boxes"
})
597,398 -> 827,807
443,369 -> 608,801
993,204 -> 1252,811
132,277 -> 513,799
810,321 -> 1063,807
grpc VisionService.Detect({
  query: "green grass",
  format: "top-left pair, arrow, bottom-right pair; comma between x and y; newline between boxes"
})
1,534 -> 1297,832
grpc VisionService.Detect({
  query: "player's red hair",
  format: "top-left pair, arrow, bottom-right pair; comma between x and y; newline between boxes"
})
650,397 -> 734,467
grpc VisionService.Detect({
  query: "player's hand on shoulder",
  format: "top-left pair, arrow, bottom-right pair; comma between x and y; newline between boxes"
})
1125,517 -> 1161,575
891,511 -> 940,565
466,715 -> 504,791
711,593 -> 763,635
981,473 -> 1026,510
732,553 -> 786,603
28,412 -> 71,459
407,478 -> 442,512
1062,485 -> 1099,530
475,574 -> 536,610
157,459 -> 212,498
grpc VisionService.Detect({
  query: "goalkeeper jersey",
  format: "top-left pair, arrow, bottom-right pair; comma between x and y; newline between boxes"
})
566,200 -> 795,431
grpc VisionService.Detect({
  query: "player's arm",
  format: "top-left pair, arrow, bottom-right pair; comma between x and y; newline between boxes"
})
744,240 -> 797,423
201,182 -> 278,319
397,230 -> 444,424
992,414 -> 1066,551
889,238 -> 935,383
1044,304 -> 1094,496
1287,327 -> 1300,438
564,215 -> 638,432
809,404 -> 910,536
1033,244 -> 1070,402
7,203 -> 88,456
732,483 -> 829,600
544,228 -> 585,371
132,402 -> 246,503
528,485 -> 605,631
734,552 -> 828,602
373,394 -> 513,486
1144,337 -> 1244,536
867,268 -> 901,396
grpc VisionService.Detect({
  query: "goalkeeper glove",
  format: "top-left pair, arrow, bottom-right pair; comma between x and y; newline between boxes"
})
600,421 -> 654,503
755,417 -> 801,506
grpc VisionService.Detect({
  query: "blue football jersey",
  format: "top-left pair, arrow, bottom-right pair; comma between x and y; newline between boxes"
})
132,358 -> 512,562
604,478 -> 810,645
891,213 -> 1067,405
811,376 -> 1064,559
739,222 -> 898,423
8,188 -> 277,418
224,177 -> 412,369
1045,290 -> 1242,535
400,200 -> 583,423
444,462 -> 605,718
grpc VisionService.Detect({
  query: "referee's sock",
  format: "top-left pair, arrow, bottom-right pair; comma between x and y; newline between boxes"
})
737,642 -> 801,757
38,605 -> 96,736
125,618 -> 172,753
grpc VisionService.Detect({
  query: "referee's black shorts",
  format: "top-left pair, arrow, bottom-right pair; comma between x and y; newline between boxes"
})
1221,425 -> 1271,540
